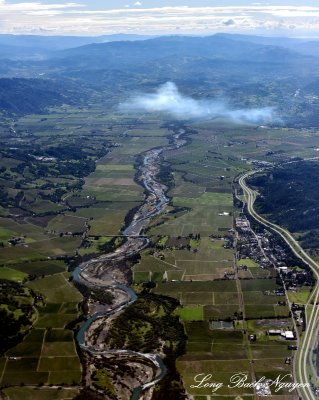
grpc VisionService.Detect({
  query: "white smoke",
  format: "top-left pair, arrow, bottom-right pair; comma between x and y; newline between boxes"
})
120,82 -> 277,124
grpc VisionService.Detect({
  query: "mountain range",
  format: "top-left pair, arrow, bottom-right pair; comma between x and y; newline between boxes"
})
0,33 -> 319,126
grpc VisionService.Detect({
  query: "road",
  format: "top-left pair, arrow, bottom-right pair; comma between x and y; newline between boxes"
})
239,170 -> 319,400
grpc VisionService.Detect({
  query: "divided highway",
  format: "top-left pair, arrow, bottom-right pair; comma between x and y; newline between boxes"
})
239,170 -> 319,400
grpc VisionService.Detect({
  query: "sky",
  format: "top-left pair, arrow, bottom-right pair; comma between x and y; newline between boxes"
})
2,0 -> 319,36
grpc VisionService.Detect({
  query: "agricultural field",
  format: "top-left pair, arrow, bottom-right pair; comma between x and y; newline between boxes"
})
0,110 -> 169,267
0,110 -> 190,393
0,266 -> 28,282
287,287 -> 311,304
133,236 -> 234,282
1,105 -> 317,398
143,121 -> 306,397
1,270 -> 83,386
3,387 -> 80,400
1,327 -> 81,386
9,260 -> 67,277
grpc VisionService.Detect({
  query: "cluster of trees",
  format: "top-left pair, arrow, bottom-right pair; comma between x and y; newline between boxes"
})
98,237 -> 125,253
0,77 -> 82,114
0,138 -> 109,211
74,388 -> 105,400
0,280 -> 34,355
87,288 -> 114,305
250,161 -> 319,233
300,230 -> 319,249
105,292 -> 186,355
156,162 -> 173,187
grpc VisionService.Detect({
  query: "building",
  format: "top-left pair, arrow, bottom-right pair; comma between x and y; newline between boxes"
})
268,330 -> 281,336
283,331 -> 295,340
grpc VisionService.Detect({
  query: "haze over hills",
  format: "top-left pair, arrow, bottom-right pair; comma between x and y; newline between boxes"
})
0,34 -> 155,60
0,34 -> 154,49
1,33 -> 319,61
1,33 -> 319,126
51,35 -> 316,68
216,33 -> 319,56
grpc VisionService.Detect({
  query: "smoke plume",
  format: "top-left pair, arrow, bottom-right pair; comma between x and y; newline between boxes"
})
120,82 -> 277,124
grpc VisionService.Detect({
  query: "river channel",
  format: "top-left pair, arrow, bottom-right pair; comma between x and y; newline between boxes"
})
73,129 -> 187,399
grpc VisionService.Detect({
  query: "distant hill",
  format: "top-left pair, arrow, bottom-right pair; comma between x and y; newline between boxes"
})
44,34 -> 318,100
53,35 -> 314,69
0,34 -> 155,60
0,34 -> 317,72
216,33 -> 319,57
0,33 -> 318,62
0,78 -> 83,114
1,34 -> 319,126
0,44 -> 53,61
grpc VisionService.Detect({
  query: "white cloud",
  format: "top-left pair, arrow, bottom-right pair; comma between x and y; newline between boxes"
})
0,3 -> 319,36
120,82 -> 277,124
0,2 -> 81,11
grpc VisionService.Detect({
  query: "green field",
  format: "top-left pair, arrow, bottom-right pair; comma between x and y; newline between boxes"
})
0,266 -> 28,282
27,273 -> 82,303
3,387 -> 80,400
237,258 -> 259,267
47,214 -> 87,234
3,326 -> 81,386
176,306 -> 204,321
10,260 -> 66,277
0,105 -> 309,396
287,288 -> 311,304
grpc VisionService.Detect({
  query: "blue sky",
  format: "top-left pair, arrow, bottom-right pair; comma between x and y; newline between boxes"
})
2,1 -> 319,36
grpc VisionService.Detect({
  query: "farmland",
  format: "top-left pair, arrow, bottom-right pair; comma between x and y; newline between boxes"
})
1,270 -> 82,386
144,120 -> 316,398
3,30 -> 319,400
1,104 -> 319,398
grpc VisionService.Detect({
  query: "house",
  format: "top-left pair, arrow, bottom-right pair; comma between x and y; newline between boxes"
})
283,331 -> 295,340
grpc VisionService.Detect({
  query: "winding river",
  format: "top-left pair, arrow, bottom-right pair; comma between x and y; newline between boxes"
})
73,129 -> 187,399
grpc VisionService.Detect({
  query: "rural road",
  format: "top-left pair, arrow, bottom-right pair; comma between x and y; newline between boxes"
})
239,170 -> 319,400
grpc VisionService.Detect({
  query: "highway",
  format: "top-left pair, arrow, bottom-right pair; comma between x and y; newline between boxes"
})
239,170 -> 319,400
